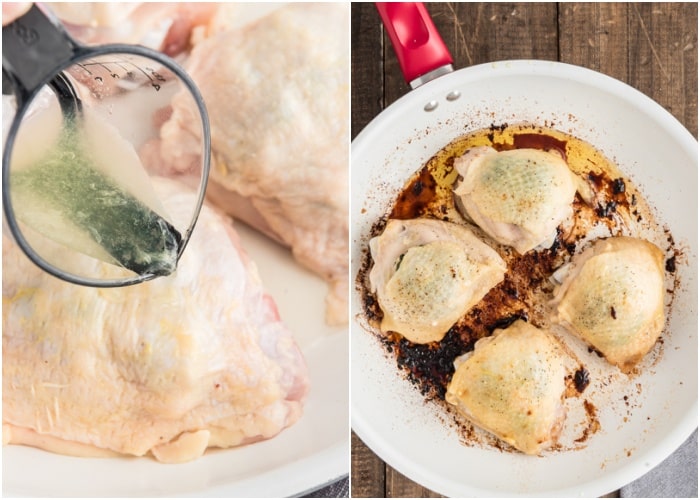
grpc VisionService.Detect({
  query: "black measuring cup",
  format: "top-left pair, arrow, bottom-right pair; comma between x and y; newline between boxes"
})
2,3 -> 211,287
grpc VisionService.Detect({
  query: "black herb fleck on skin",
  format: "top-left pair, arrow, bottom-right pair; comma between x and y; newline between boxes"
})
610,306 -> 617,319
395,253 -> 405,271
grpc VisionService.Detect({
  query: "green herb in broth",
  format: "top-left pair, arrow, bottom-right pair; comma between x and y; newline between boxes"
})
11,124 -> 182,276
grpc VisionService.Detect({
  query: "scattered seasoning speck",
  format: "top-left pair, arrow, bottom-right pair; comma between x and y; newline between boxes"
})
357,123 -> 678,454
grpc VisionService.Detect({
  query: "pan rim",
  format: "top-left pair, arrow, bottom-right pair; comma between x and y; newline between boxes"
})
351,58 -> 697,497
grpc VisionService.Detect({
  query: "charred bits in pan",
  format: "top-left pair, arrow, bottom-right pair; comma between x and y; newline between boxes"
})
357,123 -> 679,446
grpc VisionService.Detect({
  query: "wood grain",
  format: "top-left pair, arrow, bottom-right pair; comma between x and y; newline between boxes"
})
350,3 -> 384,139
352,2 -> 697,139
350,2 -> 697,497
627,3 -> 698,134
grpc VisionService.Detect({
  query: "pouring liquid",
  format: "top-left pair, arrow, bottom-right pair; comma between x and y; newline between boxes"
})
9,96 -> 181,277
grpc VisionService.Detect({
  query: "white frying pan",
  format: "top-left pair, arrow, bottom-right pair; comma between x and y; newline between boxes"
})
351,3 -> 697,497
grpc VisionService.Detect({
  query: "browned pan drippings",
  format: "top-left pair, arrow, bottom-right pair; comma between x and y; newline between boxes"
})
357,123 -> 677,418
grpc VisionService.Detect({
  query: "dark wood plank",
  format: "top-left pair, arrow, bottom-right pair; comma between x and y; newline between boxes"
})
351,431 -> 385,498
386,465 -> 445,498
383,3 -> 560,107
351,3 -> 384,139
560,2 -> 698,137
559,3 -> 631,82
627,3 -> 698,137
430,2 -> 559,63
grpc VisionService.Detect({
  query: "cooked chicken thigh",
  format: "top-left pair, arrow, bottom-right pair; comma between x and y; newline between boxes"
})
453,146 -> 578,254
157,3 -> 349,325
551,236 -> 665,372
2,177 -> 309,463
368,218 -> 506,344
446,320 -> 569,455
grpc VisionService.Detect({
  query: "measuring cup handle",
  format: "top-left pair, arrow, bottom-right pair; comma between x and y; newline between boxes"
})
2,3 -> 82,106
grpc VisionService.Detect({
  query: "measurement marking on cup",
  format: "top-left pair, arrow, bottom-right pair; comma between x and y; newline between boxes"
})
75,60 -> 167,91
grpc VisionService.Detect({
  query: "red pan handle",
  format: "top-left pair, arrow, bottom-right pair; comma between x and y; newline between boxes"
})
375,2 -> 454,88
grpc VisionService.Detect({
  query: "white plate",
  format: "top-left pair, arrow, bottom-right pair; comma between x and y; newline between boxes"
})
3,222 -> 349,497
351,60 -> 697,497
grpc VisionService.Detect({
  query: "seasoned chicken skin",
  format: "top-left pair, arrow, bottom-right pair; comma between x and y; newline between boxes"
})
47,3 -> 219,56
453,147 -> 578,253
2,177 -> 309,463
369,218 -> 506,344
158,3 -> 349,325
551,236 -> 665,372
446,320 -> 569,455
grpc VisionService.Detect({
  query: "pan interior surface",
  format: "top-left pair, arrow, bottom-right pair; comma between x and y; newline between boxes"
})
351,60 -> 697,497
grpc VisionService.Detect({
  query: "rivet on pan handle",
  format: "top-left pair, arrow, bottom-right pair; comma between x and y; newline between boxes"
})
375,2 -> 454,89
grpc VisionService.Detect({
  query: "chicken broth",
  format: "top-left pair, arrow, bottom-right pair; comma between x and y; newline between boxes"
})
9,99 -> 181,277
358,123 -> 678,450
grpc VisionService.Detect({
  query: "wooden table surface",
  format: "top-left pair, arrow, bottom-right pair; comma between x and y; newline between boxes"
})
350,2 -> 697,498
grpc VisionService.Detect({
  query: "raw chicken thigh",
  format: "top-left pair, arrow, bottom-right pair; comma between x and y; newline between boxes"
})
158,3 -> 349,325
48,2 -> 219,56
453,147 -> 578,254
551,236 -> 665,372
2,177 -> 309,463
446,320 -> 569,455
369,218 -> 506,344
